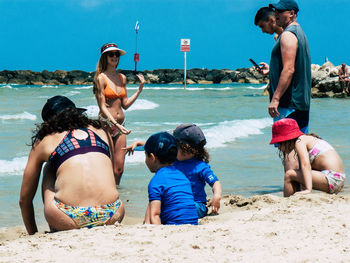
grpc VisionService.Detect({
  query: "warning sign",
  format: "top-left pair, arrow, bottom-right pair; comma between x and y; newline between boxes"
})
181,39 -> 190,52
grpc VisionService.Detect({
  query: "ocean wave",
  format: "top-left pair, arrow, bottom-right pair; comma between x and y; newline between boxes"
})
127,86 -> 236,91
74,86 -> 92,90
0,112 -> 37,121
127,99 -> 159,111
0,157 -> 27,176
63,91 -> 81,96
42,85 -> 59,88
125,151 -> 145,164
0,154 -> 146,176
85,105 -> 100,118
84,99 -> 159,118
0,84 -> 15,89
132,121 -> 216,127
245,84 -> 267,90
204,118 -> 273,148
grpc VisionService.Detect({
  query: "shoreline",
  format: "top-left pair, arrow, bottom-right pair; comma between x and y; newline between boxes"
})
1,62 -> 349,98
1,193 -> 349,262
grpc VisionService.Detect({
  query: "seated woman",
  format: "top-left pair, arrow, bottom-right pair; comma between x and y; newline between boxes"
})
19,96 -> 124,235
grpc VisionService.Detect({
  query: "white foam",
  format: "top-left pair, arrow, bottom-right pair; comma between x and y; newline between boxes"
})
0,85 -> 15,89
245,84 -> 267,90
74,86 -> 92,90
42,85 -> 59,88
0,157 -> 27,176
64,91 -> 81,96
125,151 -> 145,164
186,87 -> 234,91
204,118 -> 273,148
0,111 -> 37,121
162,122 -> 215,126
84,99 -> 158,117
85,105 -> 100,118
127,86 -> 235,91
127,99 -> 159,111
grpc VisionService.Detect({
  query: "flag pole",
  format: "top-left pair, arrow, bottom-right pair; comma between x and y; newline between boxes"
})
184,52 -> 187,89
134,21 -> 140,72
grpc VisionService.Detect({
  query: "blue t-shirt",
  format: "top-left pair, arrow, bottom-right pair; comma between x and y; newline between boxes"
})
173,159 -> 219,203
148,166 -> 198,225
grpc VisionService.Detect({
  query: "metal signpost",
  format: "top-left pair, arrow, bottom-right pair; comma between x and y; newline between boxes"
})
180,39 -> 190,89
134,21 -> 140,72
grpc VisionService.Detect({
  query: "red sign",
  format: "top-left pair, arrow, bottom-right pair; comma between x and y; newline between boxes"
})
181,39 -> 190,52
134,53 -> 140,62
181,45 -> 190,52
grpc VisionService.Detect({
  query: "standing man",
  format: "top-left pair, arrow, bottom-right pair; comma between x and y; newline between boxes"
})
339,63 -> 350,95
254,6 -> 283,41
260,0 -> 311,171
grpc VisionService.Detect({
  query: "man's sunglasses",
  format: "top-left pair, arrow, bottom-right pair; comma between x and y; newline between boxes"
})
107,52 -> 120,58
275,9 -> 291,13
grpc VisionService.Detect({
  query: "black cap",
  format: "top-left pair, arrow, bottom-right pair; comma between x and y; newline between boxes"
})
173,124 -> 206,148
41,95 -> 86,122
269,0 -> 299,13
144,132 -> 178,161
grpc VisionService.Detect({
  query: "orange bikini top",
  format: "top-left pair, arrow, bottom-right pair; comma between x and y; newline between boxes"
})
102,73 -> 127,99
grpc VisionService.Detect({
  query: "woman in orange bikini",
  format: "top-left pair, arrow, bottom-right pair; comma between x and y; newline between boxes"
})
93,43 -> 145,185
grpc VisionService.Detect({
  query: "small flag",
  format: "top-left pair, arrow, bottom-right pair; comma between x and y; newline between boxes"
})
135,21 -> 140,32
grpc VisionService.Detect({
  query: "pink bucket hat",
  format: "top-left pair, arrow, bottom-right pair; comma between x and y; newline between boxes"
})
270,118 -> 304,144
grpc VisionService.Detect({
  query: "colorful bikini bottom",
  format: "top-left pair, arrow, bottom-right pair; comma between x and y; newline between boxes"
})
54,198 -> 122,229
322,170 -> 346,194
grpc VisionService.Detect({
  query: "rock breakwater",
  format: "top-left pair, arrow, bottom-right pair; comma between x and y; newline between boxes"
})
0,62 -> 348,98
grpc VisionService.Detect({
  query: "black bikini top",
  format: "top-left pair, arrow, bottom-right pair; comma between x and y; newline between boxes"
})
49,128 -> 110,172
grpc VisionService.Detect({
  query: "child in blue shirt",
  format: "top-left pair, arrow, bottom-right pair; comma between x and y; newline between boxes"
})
138,132 -> 198,225
173,124 -> 222,219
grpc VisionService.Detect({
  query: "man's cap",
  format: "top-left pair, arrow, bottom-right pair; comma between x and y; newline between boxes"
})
41,95 -> 86,122
270,118 -> 304,144
269,0 -> 299,13
173,124 -> 206,148
144,132 -> 178,160
100,43 -> 126,56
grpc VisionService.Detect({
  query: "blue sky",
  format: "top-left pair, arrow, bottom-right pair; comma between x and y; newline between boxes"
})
0,0 -> 348,72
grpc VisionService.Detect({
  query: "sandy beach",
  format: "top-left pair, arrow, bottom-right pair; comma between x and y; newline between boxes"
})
1,193 -> 349,262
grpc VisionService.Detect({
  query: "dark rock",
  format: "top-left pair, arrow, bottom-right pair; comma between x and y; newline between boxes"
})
0,62 -> 346,98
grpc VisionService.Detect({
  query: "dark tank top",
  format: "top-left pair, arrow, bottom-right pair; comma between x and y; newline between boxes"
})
269,24 -> 311,111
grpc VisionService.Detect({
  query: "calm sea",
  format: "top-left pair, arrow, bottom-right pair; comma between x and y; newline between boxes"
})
0,83 -> 349,229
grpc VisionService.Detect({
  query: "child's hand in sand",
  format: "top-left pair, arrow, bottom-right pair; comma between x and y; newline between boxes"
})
208,195 -> 221,215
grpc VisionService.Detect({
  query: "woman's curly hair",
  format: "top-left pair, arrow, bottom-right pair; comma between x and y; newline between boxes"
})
178,141 -> 210,163
31,108 -> 102,147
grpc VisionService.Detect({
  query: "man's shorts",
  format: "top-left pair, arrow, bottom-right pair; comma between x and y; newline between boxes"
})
273,108 -> 309,147
274,107 -> 309,133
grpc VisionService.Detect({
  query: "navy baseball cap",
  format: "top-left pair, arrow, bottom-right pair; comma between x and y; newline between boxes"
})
144,132 -> 178,162
173,124 -> 206,148
41,95 -> 86,122
269,0 -> 299,13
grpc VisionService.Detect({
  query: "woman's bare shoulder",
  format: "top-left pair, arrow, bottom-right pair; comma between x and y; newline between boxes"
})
88,126 -> 109,142
119,73 -> 127,84
31,133 -> 64,159
97,73 -> 106,82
